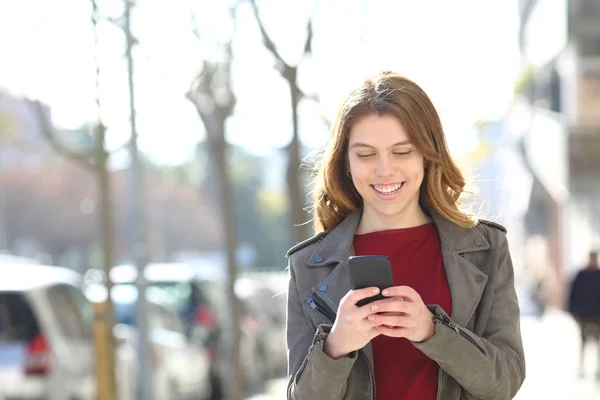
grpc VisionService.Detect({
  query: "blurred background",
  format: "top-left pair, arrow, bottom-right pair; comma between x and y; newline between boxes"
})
0,0 -> 599,399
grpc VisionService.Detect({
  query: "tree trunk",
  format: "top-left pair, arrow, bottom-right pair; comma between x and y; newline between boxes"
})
95,144 -> 118,400
287,77 -> 311,243
209,121 -> 244,400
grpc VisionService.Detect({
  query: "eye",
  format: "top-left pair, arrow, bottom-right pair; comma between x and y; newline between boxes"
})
357,153 -> 375,158
393,151 -> 412,156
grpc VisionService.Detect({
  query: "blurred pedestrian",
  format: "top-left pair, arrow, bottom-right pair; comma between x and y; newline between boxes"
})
285,71 -> 525,400
567,250 -> 600,380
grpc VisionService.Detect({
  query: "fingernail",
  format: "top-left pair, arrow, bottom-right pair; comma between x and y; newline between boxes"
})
368,315 -> 374,321
382,289 -> 389,296
372,288 -> 379,295
371,305 -> 378,311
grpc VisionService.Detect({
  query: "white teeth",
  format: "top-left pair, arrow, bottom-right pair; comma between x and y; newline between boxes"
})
373,183 -> 403,194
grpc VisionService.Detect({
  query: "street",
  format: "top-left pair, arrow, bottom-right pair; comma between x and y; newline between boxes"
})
247,310 -> 600,399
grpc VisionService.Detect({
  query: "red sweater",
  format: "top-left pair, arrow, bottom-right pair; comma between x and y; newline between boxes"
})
353,223 -> 452,400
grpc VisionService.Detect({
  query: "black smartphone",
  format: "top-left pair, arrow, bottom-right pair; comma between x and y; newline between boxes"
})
348,255 -> 394,307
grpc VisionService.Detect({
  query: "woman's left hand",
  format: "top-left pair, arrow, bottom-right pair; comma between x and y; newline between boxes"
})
367,286 -> 435,342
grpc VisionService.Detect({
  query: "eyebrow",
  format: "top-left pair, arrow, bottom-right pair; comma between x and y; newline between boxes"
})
349,141 -> 412,149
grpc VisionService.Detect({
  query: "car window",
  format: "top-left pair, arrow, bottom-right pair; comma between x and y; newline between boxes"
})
0,292 -> 40,342
47,284 -> 92,339
67,285 -> 95,333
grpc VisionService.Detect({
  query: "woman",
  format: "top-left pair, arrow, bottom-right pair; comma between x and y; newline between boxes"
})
286,71 -> 525,400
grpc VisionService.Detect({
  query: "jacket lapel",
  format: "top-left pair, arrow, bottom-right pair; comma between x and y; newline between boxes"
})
430,211 -> 490,326
306,211 -> 361,312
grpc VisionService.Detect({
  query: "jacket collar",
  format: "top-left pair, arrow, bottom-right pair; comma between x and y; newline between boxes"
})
306,208 -> 490,268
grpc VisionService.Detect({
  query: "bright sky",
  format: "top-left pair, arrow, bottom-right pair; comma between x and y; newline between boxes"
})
0,0 -> 522,165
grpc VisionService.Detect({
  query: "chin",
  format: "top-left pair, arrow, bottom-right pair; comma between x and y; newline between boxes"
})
370,202 -> 410,218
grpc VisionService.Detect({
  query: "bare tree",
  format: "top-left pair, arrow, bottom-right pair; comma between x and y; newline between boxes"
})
186,5 -> 244,400
249,0 -> 318,244
34,107 -> 120,400
31,1 -> 126,398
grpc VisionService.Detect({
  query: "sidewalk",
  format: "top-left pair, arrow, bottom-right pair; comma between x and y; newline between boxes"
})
247,311 -> 600,399
246,378 -> 287,400
514,309 -> 600,400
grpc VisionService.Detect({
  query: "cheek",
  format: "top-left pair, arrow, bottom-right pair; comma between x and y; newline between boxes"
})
349,161 -> 371,182
408,159 -> 426,181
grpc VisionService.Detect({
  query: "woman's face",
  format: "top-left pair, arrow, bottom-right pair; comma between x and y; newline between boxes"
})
347,113 -> 425,226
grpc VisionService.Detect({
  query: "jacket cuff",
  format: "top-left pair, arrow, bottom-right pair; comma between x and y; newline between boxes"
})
411,305 -> 485,356
412,318 -> 458,353
311,324 -> 358,365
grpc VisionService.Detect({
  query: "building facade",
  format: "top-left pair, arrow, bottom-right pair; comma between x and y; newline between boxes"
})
518,0 -> 600,307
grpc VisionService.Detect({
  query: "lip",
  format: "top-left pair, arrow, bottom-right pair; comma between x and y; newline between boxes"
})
370,182 -> 405,200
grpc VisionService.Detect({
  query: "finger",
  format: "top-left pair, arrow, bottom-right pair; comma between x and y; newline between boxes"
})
355,297 -> 395,318
375,325 -> 408,338
351,318 -> 376,333
352,317 -> 384,335
343,287 -> 380,308
354,303 -> 380,320
381,286 -> 421,301
369,298 -> 412,314
368,313 -> 417,328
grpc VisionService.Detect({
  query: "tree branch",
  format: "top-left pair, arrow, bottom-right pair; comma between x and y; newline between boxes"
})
31,100 -> 95,171
304,0 -> 318,54
187,58 -> 235,127
107,137 -> 133,158
190,12 -> 201,41
250,0 -> 318,93
248,0 -> 291,74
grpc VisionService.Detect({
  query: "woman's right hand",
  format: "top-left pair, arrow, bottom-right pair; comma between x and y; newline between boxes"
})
323,287 -> 381,359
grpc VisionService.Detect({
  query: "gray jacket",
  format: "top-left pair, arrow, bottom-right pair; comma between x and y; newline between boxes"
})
286,210 -> 525,400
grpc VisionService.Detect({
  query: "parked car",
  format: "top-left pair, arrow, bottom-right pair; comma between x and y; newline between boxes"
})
236,272 -> 288,378
0,263 -> 132,400
102,263 -> 267,398
109,284 -> 213,400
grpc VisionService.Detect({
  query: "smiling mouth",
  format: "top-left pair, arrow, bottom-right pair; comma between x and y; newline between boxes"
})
371,182 -> 405,195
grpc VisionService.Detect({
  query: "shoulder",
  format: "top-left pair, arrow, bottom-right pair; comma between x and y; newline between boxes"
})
477,219 -> 507,234
475,219 -> 508,252
286,230 -> 330,258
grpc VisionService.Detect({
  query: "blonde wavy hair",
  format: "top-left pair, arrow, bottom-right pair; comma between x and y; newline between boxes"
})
311,71 -> 477,232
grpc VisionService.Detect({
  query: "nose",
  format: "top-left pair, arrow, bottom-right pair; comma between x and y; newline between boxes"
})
375,154 -> 394,178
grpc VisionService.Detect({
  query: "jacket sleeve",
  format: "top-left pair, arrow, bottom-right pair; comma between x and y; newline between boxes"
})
286,259 -> 357,400
412,235 -> 526,400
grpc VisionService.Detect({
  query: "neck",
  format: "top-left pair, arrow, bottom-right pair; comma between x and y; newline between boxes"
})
356,205 -> 431,234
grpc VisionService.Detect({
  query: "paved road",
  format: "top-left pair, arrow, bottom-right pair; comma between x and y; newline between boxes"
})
248,310 -> 600,399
